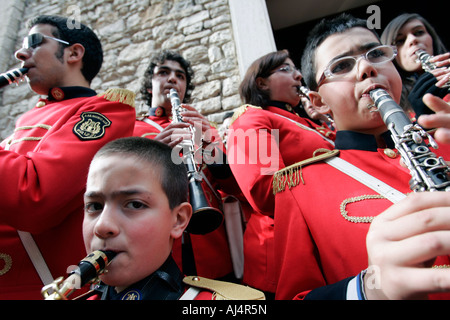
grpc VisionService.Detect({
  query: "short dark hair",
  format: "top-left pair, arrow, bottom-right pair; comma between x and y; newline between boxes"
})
301,13 -> 379,91
92,137 -> 189,209
28,15 -> 103,83
140,50 -> 195,106
239,49 -> 290,107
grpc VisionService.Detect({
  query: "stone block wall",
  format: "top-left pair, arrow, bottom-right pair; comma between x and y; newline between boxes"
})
0,0 -> 242,140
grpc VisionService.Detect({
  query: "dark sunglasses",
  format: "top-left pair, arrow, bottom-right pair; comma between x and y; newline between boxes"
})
22,33 -> 70,49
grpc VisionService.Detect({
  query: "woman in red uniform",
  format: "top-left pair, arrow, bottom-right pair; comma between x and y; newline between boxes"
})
226,50 -> 335,297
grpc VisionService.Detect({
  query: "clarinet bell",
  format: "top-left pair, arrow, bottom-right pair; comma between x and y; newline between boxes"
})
187,179 -> 224,235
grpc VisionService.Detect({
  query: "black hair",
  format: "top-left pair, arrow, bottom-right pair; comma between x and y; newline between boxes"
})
93,137 -> 189,209
28,15 -> 103,83
140,50 -> 195,106
301,13 -> 379,91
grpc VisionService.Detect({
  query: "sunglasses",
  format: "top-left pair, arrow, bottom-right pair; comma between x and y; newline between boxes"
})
22,33 -> 70,49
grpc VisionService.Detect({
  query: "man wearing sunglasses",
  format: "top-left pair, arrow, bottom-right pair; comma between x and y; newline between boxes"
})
0,15 -> 136,299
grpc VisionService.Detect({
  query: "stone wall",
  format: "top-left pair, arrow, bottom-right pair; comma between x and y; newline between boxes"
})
0,0 -> 242,140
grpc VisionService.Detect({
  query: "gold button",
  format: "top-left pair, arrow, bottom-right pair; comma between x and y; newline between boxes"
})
384,148 -> 397,158
36,101 -> 46,108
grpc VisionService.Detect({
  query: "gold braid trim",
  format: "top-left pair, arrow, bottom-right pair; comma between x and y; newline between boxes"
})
229,104 -> 262,126
340,195 -> 385,223
272,148 -> 339,194
99,88 -> 136,108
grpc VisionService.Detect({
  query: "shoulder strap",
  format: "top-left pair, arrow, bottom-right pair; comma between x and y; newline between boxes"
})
143,118 -> 164,132
17,230 -> 54,285
178,287 -> 202,300
5,134 -> 54,286
324,156 -> 407,203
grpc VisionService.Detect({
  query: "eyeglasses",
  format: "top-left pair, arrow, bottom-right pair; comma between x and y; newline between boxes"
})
270,64 -> 301,75
317,45 -> 397,87
22,33 -> 70,50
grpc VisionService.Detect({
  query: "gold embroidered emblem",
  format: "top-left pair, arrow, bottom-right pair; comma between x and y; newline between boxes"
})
0,253 -> 12,276
121,290 -> 141,300
73,112 -> 111,140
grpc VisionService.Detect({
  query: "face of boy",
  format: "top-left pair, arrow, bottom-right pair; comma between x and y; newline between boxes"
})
83,155 -> 190,292
314,27 -> 402,135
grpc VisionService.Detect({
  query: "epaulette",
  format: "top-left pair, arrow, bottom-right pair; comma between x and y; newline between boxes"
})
98,88 -> 136,108
272,148 -> 339,194
183,276 -> 265,300
229,104 -> 262,126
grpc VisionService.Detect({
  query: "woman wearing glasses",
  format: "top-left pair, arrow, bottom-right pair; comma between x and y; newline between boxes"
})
226,50 -> 335,298
381,13 -> 450,117
273,14 -> 450,300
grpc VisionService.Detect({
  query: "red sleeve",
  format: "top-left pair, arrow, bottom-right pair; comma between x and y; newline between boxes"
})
227,109 -> 286,216
0,95 -> 135,233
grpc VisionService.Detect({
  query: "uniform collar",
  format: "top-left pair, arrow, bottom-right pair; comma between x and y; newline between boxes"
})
47,86 -> 96,101
335,131 -> 395,151
93,255 -> 184,300
149,106 -> 167,117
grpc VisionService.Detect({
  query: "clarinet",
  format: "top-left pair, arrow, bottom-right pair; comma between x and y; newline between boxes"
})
168,89 -> 223,234
0,67 -> 28,89
415,49 -> 450,89
370,88 -> 450,192
41,250 -> 116,300
298,86 -> 310,99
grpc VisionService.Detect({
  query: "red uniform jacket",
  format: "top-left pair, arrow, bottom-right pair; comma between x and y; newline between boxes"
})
274,130 -> 450,300
227,103 -> 335,293
0,87 -> 136,299
133,109 -> 234,280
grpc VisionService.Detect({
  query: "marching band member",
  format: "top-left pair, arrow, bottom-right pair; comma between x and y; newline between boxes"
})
381,13 -> 450,117
0,15 -> 135,299
80,137 -> 264,300
274,13 -> 450,300
226,50 -> 335,297
134,50 -> 241,282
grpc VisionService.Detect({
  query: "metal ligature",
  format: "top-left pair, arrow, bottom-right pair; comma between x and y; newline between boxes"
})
370,88 -> 450,192
415,49 -> 450,89
168,88 -> 224,234
41,250 -> 116,300
0,67 -> 28,89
